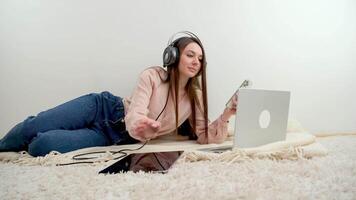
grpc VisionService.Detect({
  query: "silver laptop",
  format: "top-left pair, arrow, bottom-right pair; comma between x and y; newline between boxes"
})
234,88 -> 290,148
201,88 -> 290,152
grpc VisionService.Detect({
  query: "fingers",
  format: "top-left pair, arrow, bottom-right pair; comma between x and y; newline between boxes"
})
224,106 -> 237,116
143,118 -> 161,129
232,95 -> 238,106
133,117 -> 161,140
233,94 -> 238,102
148,120 -> 160,129
230,95 -> 238,109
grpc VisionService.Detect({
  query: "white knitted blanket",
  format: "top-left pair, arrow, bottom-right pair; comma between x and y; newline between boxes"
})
0,120 -> 350,166
0,131 -> 329,166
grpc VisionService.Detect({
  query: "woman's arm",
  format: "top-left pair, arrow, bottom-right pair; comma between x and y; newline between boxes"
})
193,92 -> 237,144
125,68 -> 161,142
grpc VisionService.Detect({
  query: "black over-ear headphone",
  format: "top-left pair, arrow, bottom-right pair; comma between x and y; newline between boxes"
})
163,31 -> 203,67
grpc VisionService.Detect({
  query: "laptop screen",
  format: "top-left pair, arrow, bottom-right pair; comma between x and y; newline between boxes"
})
99,151 -> 183,174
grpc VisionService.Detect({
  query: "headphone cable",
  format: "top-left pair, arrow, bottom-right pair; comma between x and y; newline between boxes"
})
56,140 -> 149,166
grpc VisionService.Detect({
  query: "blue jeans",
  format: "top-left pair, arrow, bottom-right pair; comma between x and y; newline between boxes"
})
0,91 -> 137,156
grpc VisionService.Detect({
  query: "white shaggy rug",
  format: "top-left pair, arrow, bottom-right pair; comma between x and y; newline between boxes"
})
0,134 -> 355,200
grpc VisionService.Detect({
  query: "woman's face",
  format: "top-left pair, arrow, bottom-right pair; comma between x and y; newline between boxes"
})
178,42 -> 203,79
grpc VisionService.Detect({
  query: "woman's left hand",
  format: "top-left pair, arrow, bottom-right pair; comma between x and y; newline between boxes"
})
221,94 -> 238,122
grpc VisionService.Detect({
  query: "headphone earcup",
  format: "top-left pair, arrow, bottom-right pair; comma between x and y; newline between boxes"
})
163,46 -> 179,67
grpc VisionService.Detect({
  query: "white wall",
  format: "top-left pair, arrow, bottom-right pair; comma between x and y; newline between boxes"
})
0,0 -> 355,137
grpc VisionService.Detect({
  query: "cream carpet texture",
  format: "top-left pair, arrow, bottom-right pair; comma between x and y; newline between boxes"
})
0,120 -> 355,199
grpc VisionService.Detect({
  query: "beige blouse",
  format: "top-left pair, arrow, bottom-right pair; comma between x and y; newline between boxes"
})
123,66 -> 228,144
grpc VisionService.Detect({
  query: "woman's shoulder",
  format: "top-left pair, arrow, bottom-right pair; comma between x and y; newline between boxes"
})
139,66 -> 167,81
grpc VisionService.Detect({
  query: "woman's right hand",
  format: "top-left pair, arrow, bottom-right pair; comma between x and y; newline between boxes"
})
132,117 -> 161,141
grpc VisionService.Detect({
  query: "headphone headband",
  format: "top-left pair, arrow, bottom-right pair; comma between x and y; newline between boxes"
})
163,31 -> 203,67
166,31 -> 202,47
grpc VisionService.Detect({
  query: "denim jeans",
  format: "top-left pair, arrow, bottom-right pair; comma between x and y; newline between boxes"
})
0,91 -> 138,156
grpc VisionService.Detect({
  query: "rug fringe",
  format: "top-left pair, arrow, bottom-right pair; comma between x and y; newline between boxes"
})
177,146 -> 308,164
0,132 -> 337,166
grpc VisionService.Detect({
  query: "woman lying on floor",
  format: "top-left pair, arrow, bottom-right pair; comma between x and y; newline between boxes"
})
0,31 -> 237,157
